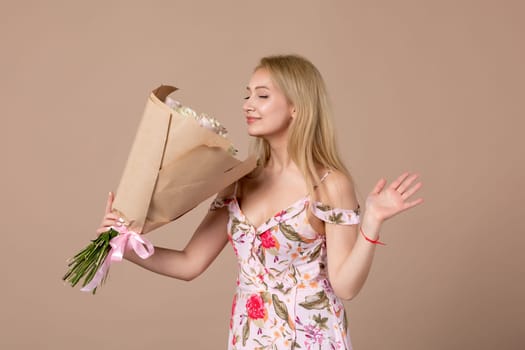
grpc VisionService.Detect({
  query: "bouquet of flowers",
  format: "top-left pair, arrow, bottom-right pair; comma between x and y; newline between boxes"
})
63,85 -> 256,294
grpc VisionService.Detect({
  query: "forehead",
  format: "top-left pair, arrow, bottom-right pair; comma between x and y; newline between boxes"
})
246,68 -> 275,90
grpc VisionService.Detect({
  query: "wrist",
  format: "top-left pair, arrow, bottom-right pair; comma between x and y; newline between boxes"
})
122,242 -> 134,260
359,213 -> 385,245
361,211 -> 382,234
359,226 -> 386,246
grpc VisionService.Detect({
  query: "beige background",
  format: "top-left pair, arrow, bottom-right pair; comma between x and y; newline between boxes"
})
1,1 -> 523,349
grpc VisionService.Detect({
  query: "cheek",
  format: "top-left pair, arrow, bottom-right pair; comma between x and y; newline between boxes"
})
258,99 -> 290,120
257,101 -> 274,116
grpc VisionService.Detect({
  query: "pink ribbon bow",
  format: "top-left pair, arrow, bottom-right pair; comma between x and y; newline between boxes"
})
80,225 -> 154,292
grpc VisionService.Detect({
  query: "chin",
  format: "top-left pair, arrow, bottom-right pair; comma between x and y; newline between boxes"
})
247,125 -> 289,140
246,125 -> 265,137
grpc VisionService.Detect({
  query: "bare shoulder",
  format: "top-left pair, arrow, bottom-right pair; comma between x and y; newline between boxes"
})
216,182 -> 237,199
236,166 -> 265,198
216,170 -> 257,199
315,170 -> 359,210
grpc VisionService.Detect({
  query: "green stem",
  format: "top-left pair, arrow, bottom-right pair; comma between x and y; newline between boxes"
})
63,228 -> 120,291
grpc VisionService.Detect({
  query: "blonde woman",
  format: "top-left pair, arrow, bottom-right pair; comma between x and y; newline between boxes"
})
98,54 -> 423,349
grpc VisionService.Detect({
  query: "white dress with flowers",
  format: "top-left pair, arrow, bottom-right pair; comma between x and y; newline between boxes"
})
210,173 -> 360,350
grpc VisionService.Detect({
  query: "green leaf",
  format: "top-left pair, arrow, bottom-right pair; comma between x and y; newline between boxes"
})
289,266 -> 297,285
256,246 -> 265,265
279,223 -> 302,242
316,203 -> 332,211
328,212 -> 344,224
299,290 -> 330,310
272,294 -> 289,322
253,318 -> 265,328
307,244 -> 322,263
267,247 -> 279,256
261,292 -> 271,303
231,217 -> 241,234
274,282 -> 285,292
313,313 -> 329,329
242,319 -> 250,346
292,341 -> 302,348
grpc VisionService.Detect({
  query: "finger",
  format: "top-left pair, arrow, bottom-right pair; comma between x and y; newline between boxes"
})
100,219 -> 118,226
95,228 -> 116,236
388,172 -> 411,191
95,219 -> 121,234
397,174 -> 420,195
404,197 -> 424,210
104,192 -> 114,214
95,227 -> 113,235
100,221 -> 118,229
95,227 -> 106,235
104,213 -> 119,220
103,216 -> 126,226
401,181 -> 423,200
371,178 -> 387,195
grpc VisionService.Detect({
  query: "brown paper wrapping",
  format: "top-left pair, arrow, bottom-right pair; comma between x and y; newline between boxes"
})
112,85 -> 256,234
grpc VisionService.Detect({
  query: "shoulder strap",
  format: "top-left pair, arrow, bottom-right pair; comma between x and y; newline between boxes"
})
313,169 -> 332,189
209,182 -> 237,211
233,181 -> 239,197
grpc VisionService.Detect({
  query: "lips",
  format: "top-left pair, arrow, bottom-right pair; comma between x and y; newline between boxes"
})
246,116 -> 260,124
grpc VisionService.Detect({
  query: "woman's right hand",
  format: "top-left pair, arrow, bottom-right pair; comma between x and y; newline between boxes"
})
95,192 -> 122,236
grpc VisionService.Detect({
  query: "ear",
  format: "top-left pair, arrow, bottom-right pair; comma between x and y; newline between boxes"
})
289,105 -> 296,119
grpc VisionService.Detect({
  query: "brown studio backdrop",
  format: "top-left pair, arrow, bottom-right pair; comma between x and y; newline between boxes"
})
1,1 -> 524,349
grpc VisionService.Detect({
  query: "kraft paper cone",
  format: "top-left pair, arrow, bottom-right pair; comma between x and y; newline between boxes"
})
112,85 -> 257,234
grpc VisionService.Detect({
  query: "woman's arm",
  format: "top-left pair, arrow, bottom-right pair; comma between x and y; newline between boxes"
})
123,206 -> 230,281
319,171 -> 423,300
98,188 -> 232,282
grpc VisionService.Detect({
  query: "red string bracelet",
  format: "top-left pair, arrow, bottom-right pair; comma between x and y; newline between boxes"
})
360,226 -> 386,246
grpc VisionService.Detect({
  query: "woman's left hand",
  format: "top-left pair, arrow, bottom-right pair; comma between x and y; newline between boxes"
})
365,172 -> 424,223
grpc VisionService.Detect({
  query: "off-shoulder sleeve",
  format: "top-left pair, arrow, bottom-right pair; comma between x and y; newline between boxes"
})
310,201 -> 360,225
210,181 -> 238,211
209,196 -> 234,211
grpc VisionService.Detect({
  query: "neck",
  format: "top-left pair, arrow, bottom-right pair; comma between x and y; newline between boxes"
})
264,132 -> 296,174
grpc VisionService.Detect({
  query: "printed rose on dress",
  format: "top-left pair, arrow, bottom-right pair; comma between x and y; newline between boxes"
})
260,230 -> 276,248
246,294 -> 266,320
245,293 -> 268,331
259,229 -> 280,256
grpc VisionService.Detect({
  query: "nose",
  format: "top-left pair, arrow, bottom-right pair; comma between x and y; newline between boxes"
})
243,96 -> 255,114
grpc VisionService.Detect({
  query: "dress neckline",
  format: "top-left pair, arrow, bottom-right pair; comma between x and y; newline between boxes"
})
232,195 -> 309,233
230,169 -> 332,233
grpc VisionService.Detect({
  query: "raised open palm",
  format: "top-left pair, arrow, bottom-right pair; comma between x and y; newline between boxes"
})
365,172 -> 424,223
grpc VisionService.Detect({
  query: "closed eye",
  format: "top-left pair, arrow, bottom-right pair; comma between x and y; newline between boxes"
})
243,95 -> 269,100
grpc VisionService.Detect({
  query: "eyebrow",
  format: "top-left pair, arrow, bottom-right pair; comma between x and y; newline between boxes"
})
245,85 -> 270,91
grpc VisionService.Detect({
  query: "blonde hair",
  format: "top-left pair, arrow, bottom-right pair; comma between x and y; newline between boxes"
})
250,54 -> 353,195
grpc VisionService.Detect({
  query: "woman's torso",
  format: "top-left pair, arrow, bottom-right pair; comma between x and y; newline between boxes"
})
213,170 -> 359,349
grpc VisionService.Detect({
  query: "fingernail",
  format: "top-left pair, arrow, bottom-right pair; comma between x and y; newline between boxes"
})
118,217 -> 124,223
117,222 -> 122,226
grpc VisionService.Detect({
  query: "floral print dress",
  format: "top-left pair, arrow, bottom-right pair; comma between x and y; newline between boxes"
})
210,172 -> 360,350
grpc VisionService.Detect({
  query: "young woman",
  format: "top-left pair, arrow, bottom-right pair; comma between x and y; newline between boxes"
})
97,54 -> 423,349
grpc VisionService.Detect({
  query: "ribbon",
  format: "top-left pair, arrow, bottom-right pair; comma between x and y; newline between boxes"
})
80,225 -> 154,292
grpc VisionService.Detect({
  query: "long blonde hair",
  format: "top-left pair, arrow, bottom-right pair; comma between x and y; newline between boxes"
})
250,54 -> 353,194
